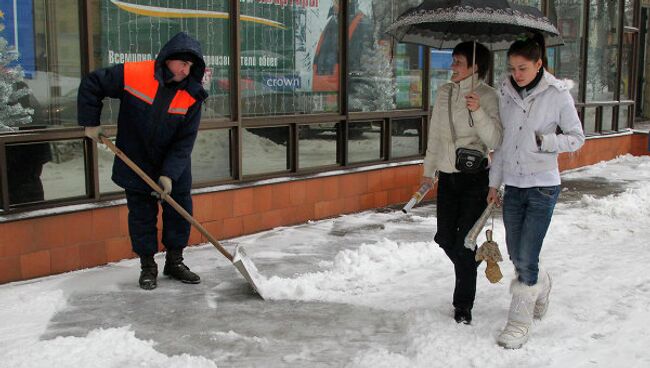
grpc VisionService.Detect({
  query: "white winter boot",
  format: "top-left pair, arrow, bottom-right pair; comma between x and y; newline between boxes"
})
534,270 -> 552,319
497,279 -> 542,349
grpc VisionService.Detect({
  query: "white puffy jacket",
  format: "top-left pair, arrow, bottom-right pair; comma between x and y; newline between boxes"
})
423,75 -> 503,177
489,71 -> 585,188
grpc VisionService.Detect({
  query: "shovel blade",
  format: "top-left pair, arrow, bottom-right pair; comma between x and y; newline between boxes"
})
232,245 -> 266,299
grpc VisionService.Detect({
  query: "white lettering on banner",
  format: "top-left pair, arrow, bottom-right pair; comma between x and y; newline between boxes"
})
107,50 -> 153,64
264,75 -> 301,90
204,55 -> 231,66
105,52 -> 278,69
258,56 -> 278,67
250,0 -> 319,8
240,56 -> 256,67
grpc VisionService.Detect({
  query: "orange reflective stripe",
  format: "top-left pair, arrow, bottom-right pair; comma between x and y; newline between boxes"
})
124,61 -> 158,104
168,90 -> 196,115
349,13 -> 363,40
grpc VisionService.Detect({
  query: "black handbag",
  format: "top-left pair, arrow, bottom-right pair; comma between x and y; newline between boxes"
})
454,147 -> 488,173
448,92 -> 487,174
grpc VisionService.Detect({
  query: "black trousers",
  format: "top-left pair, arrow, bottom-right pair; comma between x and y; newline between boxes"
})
125,189 -> 193,257
434,170 -> 489,310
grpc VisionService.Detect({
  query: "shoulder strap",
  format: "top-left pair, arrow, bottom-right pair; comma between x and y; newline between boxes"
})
448,89 -> 457,149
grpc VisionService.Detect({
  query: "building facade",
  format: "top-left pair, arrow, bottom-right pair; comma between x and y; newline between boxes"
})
0,0 -> 647,283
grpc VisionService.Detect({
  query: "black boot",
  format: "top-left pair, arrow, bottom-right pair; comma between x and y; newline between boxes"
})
454,307 -> 472,325
139,256 -> 158,290
163,248 -> 200,284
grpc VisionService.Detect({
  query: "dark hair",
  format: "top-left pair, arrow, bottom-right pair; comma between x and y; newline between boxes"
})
507,32 -> 548,68
452,41 -> 491,80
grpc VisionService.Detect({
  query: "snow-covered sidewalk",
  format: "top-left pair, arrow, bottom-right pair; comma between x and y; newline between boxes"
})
1,155 -> 650,368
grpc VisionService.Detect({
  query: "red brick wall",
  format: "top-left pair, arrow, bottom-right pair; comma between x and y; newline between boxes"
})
1,133 -> 648,284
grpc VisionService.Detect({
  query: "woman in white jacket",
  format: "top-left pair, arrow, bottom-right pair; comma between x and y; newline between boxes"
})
422,41 -> 502,325
488,34 -> 585,349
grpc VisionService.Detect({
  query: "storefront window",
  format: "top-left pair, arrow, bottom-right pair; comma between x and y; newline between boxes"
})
583,106 -> 597,134
348,0 -> 424,113
98,136 -> 122,194
347,121 -> 381,163
240,0 -> 337,116
493,0 -> 543,83
96,0 -> 231,120
618,105 -> 630,128
586,0 -> 619,102
0,0 -> 81,131
298,123 -> 339,168
6,139 -> 86,206
429,50 -> 453,106
242,126 -> 289,175
602,106 -> 613,131
620,32 -> 634,100
192,129 -> 232,183
548,0 -> 585,99
624,0 -> 634,27
391,118 -> 421,158
513,0 -> 542,8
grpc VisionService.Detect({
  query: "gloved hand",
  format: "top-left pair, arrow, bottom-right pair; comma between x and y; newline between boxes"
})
84,126 -> 102,142
158,176 -> 172,196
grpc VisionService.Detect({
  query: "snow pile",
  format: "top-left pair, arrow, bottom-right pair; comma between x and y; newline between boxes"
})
3,326 -> 218,368
261,238 -> 442,302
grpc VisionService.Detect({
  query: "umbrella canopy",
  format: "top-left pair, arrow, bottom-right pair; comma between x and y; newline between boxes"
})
386,0 -> 563,50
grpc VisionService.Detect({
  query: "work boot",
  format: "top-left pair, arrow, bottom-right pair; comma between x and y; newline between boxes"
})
454,307 -> 472,325
163,248 -> 200,284
139,256 -> 158,290
534,270 -> 552,319
497,279 -> 541,349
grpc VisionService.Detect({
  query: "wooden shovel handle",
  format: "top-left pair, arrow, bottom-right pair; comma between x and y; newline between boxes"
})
100,135 -> 233,262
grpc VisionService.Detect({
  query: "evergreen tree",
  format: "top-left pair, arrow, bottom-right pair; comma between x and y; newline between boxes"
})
349,42 -> 397,112
0,21 -> 33,131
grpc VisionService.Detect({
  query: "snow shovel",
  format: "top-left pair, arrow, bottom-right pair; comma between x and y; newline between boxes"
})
99,135 -> 266,299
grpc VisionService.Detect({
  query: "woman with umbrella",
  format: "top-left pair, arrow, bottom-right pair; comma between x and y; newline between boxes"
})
421,41 -> 503,325
487,32 -> 585,349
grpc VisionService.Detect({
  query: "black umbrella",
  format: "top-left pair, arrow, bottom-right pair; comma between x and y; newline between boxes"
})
386,0 -> 563,51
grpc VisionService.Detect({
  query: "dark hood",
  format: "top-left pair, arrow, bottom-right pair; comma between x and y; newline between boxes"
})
155,32 -> 208,101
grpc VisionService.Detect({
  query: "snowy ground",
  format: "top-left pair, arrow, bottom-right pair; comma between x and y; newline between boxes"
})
2,155 -> 650,368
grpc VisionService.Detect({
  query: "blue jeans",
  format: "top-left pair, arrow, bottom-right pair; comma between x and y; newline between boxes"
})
502,185 -> 560,285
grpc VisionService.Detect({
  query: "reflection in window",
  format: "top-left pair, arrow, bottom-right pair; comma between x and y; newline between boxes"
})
6,141 -> 52,205
624,0 -> 634,27
98,136 -> 122,194
349,0 -> 424,112
96,0 -> 231,119
0,0 -> 81,131
298,123 -> 339,169
583,107 -> 597,134
548,0 -> 585,99
618,105 -> 630,129
242,127 -> 289,175
620,32 -> 634,100
240,0 -> 338,116
512,0 -> 541,8
493,0 -> 543,83
586,0 -> 619,102
192,129 -> 232,183
602,106 -> 613,131
430,50 -> 452,105
391,118 -> 421,158
347,121 -> 381,163
7,139 -> 86,205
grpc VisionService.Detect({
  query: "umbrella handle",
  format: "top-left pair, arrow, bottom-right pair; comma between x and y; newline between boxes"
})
99,135 -> 234,262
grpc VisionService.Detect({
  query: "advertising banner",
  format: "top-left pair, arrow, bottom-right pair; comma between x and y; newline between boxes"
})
0,0 -> 36,78
102,0 -> 333,115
